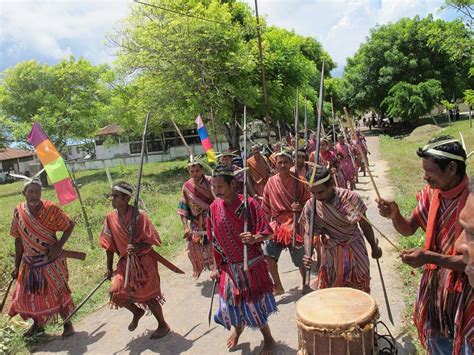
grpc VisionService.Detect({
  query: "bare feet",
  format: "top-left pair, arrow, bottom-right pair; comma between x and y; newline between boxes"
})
260,337 -> 276,355
23,322 -> 44,337
128,308 -> 145,331
302,284 -> 313,295
273,287 -> 284,296
227,327 -> 243,349
150,323 -> 170,339
62,322 -> 75,338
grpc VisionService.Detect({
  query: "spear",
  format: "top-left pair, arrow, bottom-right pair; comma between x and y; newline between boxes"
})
306,61 -> 325,286
0,279 -> 14,313
304,97 -> 308,146
292,87 -> 299,248
124,112 -> 150,288
331,96 -> 336,146
243,106 -> 249,271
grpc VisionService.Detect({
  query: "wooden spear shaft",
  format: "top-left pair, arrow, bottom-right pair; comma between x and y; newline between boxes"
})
243,106 -> 249,271
292,87 -> 299,248
124,112 -> 150,288
344,107 -> 381,199
254,0 -> 271,143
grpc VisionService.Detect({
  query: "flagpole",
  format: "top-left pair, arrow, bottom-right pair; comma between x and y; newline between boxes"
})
69,168 -> 94,249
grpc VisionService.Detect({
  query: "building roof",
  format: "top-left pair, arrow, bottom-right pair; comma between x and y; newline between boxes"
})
0,147 -> 36,161
96,124 -> 124,137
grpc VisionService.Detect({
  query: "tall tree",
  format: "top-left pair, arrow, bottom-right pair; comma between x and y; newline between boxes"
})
0,58 -> 114,148
109,0 -> 334,145
443,0 -> 474,27
342,15 -> 473,120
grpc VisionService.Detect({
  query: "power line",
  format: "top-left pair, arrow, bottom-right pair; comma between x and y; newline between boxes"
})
133,0 -> 230,26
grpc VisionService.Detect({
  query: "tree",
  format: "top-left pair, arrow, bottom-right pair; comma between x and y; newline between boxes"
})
0,58 -> 114,148
443,0 -> 474,27
381,80 -> 443,121
342,16 -> 473,119
109,0 -> 334,146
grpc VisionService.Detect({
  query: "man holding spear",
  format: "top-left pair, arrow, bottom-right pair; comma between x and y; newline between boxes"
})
99,181 -> 170,339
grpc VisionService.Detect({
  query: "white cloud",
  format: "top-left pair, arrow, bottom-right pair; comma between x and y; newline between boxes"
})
244,0 -> 447,75
0,0 -> 130,69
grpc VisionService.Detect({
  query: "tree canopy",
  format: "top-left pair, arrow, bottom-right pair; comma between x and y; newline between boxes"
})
109,0 -> 335,144
0,58 -> 114,148
342,15 -> 473,120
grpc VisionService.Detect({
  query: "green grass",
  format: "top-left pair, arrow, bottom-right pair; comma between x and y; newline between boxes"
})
379,119 -> 474,353
0,160 -> 188,353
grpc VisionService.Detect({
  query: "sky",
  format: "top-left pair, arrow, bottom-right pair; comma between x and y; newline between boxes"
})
0,0 -> 459,76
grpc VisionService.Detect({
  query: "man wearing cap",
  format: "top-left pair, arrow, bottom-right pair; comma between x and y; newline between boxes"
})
8,179 -> 76,338
177,156 -> 216,279
262,149 -> 311,295
377,135 -> 473,354
247,144 -> 272,200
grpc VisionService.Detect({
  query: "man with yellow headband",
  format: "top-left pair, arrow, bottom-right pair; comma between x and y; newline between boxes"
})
377,135 -> 473,354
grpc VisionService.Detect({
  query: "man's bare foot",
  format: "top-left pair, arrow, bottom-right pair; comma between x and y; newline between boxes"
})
302,285 -> 313,295
260,337 -> 276,354
273,287 -> 284,296
62,322 -> 75,338
128,308 -> 145,331
23,322 -> 44,337
227,328 -> 243,349
150,323 -> 170,339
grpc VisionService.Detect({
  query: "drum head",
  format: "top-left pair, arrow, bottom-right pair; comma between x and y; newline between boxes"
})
296,287 -> 378,330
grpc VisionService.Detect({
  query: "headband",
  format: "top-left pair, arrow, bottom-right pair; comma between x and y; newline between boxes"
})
10,169 -> 45,188
113,186 -> 133,196
24,178 -> 42,187
275,150 -> 293,160
311,173 -> 331,186
187,154 -> 203,167
421,138 -> 469,162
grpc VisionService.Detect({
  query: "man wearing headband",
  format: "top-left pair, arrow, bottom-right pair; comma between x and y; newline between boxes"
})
300,166 -> 382,292
177,157 -> 216,279
8,179 -> 76,338
377,135 -> 472,354
247,143 -> 272,200
207,165 -> 277,353
99,181 -> 170,339
262,149 -> 311,295
336,134 -> 357,190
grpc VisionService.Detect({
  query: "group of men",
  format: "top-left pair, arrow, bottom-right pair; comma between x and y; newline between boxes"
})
5,127 -> 473,354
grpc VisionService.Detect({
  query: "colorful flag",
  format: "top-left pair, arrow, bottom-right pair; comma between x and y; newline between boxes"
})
195,115 -> 216,163
28,123 -> 78,205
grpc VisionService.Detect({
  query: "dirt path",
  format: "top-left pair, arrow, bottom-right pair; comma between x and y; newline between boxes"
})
37,132 -> 414,354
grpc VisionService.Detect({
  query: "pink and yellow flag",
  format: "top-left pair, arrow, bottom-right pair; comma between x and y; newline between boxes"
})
28,123 -> 77,205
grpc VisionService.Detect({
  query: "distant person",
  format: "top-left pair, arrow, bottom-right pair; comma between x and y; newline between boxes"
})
247,143 -> 272,200
376,136 -> 472,354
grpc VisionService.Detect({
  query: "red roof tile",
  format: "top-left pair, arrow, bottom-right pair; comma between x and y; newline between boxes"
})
96,124 -> 124,136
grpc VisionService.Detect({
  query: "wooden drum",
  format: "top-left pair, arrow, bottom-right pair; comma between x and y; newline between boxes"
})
296,287 -> 379,355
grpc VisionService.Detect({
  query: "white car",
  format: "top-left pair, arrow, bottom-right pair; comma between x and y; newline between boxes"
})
0,169 -> 8,183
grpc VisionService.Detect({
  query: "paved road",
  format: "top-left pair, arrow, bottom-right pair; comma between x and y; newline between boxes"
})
37,132 -> 415,354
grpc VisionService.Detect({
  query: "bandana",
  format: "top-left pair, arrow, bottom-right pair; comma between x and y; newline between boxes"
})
421,138 -> 468,162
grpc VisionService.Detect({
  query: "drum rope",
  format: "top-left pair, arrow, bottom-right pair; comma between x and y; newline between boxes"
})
375,320 -> 398,354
